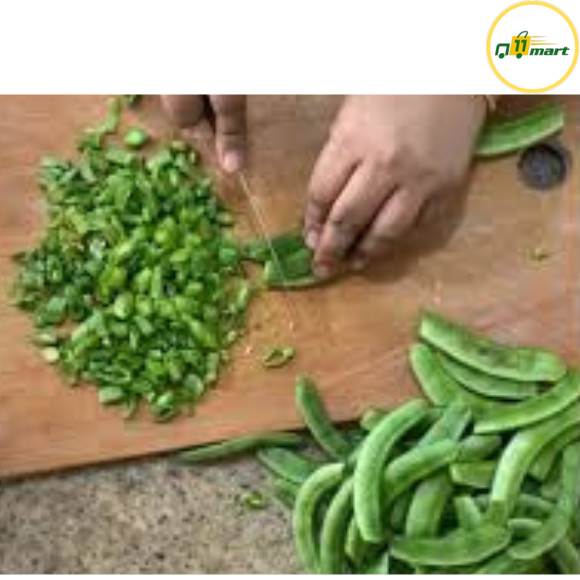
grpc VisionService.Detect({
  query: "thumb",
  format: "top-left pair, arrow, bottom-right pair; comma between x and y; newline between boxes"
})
209,95 -> 247,173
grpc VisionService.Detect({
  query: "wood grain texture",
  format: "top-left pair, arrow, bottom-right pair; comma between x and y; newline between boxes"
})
0,95 -> 577,478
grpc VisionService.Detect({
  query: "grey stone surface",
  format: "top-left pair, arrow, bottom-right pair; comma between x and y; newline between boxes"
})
0,456 -> 298,573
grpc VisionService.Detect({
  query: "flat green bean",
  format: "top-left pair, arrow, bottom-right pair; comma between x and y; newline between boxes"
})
175,432 -> 303,464
354,399 -> 429,543
405,472 -> 453,537
319,478 -> 354,574
391,524 -> 511,566
295,376 -> 351,460
510,442 -> 580,560
475,102 -> 565,158
475,369 -> 580,434
293,463 -> 344,574
450,461 -> 496,490
418,400 -> 471,446
457,434 -> 503,462
489,402 -> 580,518
384,440 -> 459,504
530,424 -> 580,481
409,343 -> 494,416
454,496 -> 483,529
419,310 -> 567,382
257,448 -> 320,485
437,351 -> 539,400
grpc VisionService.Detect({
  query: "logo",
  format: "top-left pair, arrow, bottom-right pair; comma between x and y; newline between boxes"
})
487,1 -> 578,93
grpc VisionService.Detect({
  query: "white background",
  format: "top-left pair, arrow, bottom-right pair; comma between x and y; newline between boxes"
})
0,0 -> 578,93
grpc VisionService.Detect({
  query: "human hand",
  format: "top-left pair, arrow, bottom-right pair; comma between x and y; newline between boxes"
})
161,95 -> 247,173
304,95 -> 488,278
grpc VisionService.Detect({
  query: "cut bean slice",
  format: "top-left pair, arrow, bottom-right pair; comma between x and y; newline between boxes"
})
437,351 -> 539,400
405,471 -> 453,537
450,461 -> 496,490
530,424 -> 580,481
391,524 -> 511,567
319,478 -> 354,574
490,402 -> 580,519
384,440 -> 459,504
175,432 -> 303,464
354,399 -> 429,543
419,310 -> 567,382
409,343 -> 494,416
295,376 -> 352,460
475,369 -> 580,434
257,448 -> 320,485
293,463 -> 344,574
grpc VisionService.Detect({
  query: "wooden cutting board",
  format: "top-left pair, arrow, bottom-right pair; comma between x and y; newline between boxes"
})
0,96 -> 577,478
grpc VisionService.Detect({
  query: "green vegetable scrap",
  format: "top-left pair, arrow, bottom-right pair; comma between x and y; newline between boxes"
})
260,345 -> 296,368
12,98 -> 253,420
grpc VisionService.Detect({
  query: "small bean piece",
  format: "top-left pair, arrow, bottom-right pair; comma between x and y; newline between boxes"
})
457,434 -> 503,462
409,343 -> 494,416
293,463 -> 344,574
450,461 -> 496,490
384,440 -> 459,504
260,345 -> 295,368
257,448 -> 320,485
405,472 -> 453,537
175,432 -> 303,464
490,402 -> 580,518
295,376 -> 351,460
454,496 -> 483,529
124,127 -> 149,149
319,478 -> 354,574
437,351 -> 539,400
419,310 -> 567,382
475,369 -> 580,434
391,524 -> 511,567
530,424 -> 580,481
354,399 -> 429,543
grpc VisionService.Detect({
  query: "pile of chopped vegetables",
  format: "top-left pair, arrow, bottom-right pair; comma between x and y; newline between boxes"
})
12,97 -> 252,421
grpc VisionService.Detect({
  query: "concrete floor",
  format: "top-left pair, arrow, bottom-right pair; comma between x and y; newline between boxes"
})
0,456 -> 298,573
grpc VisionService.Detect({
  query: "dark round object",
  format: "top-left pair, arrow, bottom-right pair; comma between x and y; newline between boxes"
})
517,141 -> 570,192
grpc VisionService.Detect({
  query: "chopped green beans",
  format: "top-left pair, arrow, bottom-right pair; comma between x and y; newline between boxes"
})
13,97 -> 252,420
176,432 -> 303,464
419,310 -> 566,382
260,346 -> 296,368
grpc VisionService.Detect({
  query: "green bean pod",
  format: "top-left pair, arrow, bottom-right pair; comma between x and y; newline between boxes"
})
552,537 -> 580,574
475,369 -> 580,434
384,440 -> 460,504
454,495 -> 483,529
450,460 -> 496,490
360,408 -> 388,432
354,399 -> 429,543
175,431 -> 303,464
363,551 -> 390,574
418,400 -> 472,446
295,376 -> 351,460
257,447 -> 320,485
419,310 -> 567,382
293,463 -> 344,574
319,478 -> 354,574
457,434 -> 503,462
437,351 -> 539,400
405,471 -> 453,537
475,102 -> 565,158
489,402 -> 580,519
530,424 -> 580,481
391,524 -> 511,567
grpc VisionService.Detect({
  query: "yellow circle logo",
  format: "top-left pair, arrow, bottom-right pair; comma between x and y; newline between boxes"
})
487,1 -> 578,92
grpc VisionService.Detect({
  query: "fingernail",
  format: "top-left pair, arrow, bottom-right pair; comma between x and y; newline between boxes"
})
351,259 -> 367,272
314,263 -> 331,279
222,150 -> 244,173
306,231 -> 319,250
